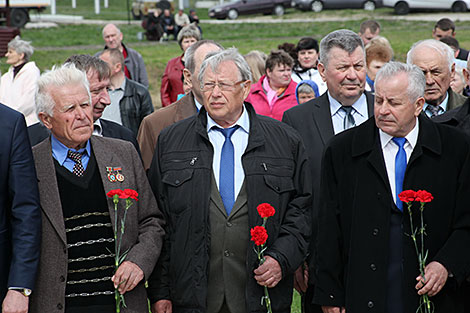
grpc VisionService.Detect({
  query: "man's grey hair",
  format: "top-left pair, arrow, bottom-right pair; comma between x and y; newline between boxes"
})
319,29 -> 364,68
36,64 -> 91,122
375,61 -> 425,103
65,54 -> 111,81
102,23 -> 121,36
406,39 -> 455,72
8,36 -> 34,62
198,48 -> 252,89
184,40 -> 223,73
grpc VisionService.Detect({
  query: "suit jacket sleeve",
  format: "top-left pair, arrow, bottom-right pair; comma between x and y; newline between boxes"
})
121,142 -> 165,279
265,131 -> 312,276
313,143 -> 346,307
147,133 -> 171,303
7,114 -> 42,289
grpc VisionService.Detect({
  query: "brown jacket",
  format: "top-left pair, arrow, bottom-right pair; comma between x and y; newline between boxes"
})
137,93 -> 197,170
30,135 -> 165,313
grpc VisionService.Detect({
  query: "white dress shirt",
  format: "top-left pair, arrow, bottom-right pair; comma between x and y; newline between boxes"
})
329,92 -> 369,135
207,105 -> 250,200
379,118 -> 419,205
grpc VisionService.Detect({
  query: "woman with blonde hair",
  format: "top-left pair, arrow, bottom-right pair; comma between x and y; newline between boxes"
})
244,50 -> 266,83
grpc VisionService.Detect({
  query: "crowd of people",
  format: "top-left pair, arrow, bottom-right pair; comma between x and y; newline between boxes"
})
2,13 -> 470,313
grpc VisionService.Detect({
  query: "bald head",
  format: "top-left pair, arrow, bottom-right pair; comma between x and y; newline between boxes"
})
102,23 -> 123,50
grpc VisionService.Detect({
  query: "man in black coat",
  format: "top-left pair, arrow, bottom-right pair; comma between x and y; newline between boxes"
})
315,61 -> 470,313
147,48 -> 311,313
28,55 -> 141,155
282,29 -> 374,313
0,104 -> 41,313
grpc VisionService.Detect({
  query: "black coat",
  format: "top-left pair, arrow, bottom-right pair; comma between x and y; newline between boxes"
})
433,98 -> 470,137
314,115 -> 470,313
27,119 -> 141,156
147,103 -> 312,312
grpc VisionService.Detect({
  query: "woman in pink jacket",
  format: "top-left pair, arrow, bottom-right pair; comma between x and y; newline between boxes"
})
246,50 -> 298,121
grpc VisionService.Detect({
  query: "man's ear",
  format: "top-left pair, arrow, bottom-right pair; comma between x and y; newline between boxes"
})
38,112 -> 53,130
183,68 -> 192,86
463,68 -> 470,85
317,62 -> 327,82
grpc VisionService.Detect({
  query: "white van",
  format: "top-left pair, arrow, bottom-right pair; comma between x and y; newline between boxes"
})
0,0 -> 50,27
383,0 -> 470,14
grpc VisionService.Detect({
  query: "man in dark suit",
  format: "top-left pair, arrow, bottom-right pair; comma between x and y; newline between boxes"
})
0,104 -> 41,313
315,61 -> 470,313
282,29 -> 374,312
147,48 -> 311,313
28,55 -> 141,154
137,40 -> 223,170
407,39 -> 466,117
30,64 -> 164,313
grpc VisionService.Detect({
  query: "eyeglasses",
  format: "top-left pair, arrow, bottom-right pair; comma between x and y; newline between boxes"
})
201,80 -> 246,92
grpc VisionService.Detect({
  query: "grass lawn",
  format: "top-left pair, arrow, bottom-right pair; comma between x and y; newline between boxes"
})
13,15 -> 470,107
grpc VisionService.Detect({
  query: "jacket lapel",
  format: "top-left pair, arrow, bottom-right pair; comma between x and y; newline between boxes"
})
313,93 -> 335,145
365,91 -> 375,117
34,139 -> 67,245
90,136 -> 118,229
175,92 -> 197,123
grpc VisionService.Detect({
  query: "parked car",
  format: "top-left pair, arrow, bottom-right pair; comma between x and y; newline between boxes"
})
383,0 -> 470,14
292,0 -> 382,12
208,0 -> 291,19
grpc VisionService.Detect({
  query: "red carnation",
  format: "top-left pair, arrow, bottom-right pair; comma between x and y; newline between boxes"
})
257,203 -> 275,218
250,226 -> 268,246
415,190 -> 433,203
398,190 -> 416,203
123,189 -> 139,201
107,189 -> 124,198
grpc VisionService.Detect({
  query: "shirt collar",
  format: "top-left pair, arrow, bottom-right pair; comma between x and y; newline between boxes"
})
424,91 -> 448,113
51,135 -> 91,166
93,119 -> 103,136
206,104 -> 250,134
379,117 -> 419,150
329,92 -> 368,117
194,98 -> 202,112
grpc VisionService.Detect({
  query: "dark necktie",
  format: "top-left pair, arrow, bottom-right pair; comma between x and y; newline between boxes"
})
341,106 -> 356,130
67,150 -> 85,177
216,126 -> 239,215
426,104 -> 441,117
392,137 -> 407,211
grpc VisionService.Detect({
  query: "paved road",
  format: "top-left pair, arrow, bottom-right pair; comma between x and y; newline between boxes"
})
28,11 -> 470,27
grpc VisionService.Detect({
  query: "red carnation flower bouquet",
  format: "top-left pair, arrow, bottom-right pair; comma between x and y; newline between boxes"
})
250,203 -> 276,313
106,189 -> 139,313
398,190 -> 434,313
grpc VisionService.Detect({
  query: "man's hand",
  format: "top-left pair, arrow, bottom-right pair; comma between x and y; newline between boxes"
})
2,290 -> 29,313
151,300 -> 172,313
415,261 -> 448,297
294,262 -> 309,293
254,256 -> 282,288
112,261 -> 144,294
321,306 -> 345,313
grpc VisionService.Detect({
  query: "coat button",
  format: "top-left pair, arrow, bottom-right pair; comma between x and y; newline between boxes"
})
60,275 -> 65,282
329,294 -> 334,299
224,250 -> 230,257
175,180 -> 180,185
368,301 -> 374,308
275,186 -> 280,191
226,222 -> 233,227
372,228 -> 379,236
370,263 -> 377,271
57,303 -> 63,310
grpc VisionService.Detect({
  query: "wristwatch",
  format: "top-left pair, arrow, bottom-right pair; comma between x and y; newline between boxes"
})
8,288 -> 32,297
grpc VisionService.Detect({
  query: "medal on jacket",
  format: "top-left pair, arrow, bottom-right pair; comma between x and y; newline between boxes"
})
106,166 -> 116,182
114,167 -> 124,182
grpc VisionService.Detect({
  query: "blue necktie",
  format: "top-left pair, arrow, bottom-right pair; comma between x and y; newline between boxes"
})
392,137 -> 407,211
341,106 -> 356,130
216,126 -> 239,215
